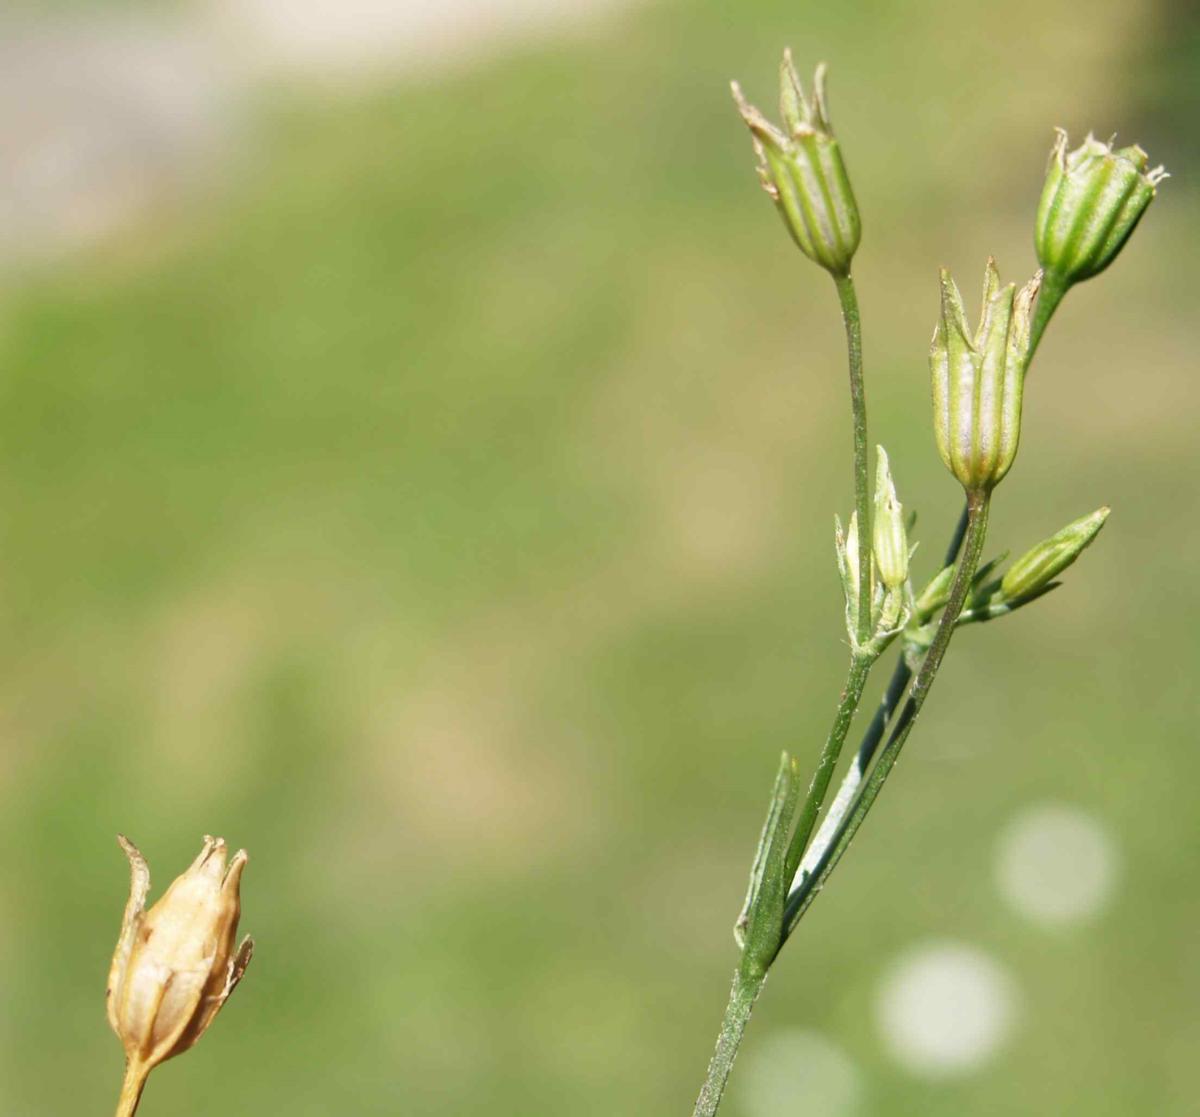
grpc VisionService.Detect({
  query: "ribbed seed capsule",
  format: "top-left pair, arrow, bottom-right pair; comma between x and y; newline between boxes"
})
1035,130 -> 1165,286
731,52 -> 861,277
108,835 -> 253,1104
1000,507 -> 1110,600
930,260 -> 1041,494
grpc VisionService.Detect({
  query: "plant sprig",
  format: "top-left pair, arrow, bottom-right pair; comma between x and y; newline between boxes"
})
693,52 -> 1164,1117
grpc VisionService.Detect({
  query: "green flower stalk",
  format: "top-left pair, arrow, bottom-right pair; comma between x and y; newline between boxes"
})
732,53 -> 871,643
1000,506 -> 1110,601
731,53 -> 861,278
931,260 -> 1041,495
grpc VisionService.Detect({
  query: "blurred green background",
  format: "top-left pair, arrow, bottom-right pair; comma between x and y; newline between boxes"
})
0,0 -> 1197,1114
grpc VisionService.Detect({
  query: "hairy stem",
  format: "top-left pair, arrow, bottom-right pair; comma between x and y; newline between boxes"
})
785,654 -> 873,879
834,273 -> 871,644
793,648 -> 909,886
783,492 -> 991,935
692,970 -> 766,1117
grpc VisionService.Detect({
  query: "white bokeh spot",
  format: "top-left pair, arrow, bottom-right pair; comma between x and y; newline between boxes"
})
740,1029 -> 863,1117
995,802 -> 1119,927
876,941 -> 1017,1077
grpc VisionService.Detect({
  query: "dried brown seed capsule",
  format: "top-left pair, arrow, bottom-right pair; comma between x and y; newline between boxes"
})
108,835 -> 253,1115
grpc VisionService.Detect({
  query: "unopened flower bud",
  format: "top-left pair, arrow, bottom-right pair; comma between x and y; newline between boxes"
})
108,835 -> 253,1106
872,447 -> 908,590
1000,507 -> 1110,600
931,259 -> 1041,494
1035,130 -> 1165,287
731,52 -> 861,276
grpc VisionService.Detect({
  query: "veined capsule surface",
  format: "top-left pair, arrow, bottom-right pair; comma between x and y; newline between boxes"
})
930,260 -> 1041,494
1035,129 -> 1165,285
732,52 -> 861,276
108,835 -> 253,1078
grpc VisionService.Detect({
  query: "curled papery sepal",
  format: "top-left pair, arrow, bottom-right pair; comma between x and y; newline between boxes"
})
1036,129 -> 1165,288
1000,506 -> 1110,601
931,259 -> 1041,494
731,54 -> 860,276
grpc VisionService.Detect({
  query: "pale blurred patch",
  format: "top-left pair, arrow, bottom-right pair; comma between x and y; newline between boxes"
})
0,0 -> 642,261
994,803 -> 1119,928
875,941 -> 1018,1078
0,11 -> 239,263
208,0 -> 644,84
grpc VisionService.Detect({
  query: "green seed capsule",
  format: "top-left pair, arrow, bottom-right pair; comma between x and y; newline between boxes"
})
1035,130 -> 1165,287
731,52 -> 861,277
930,260 -> 1040,495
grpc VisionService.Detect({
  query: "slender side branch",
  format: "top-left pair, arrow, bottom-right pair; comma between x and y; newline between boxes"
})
692,970 -> 766,1117
783,493 -> 991,936
785,654 -> 872,877
834,274 -> 871,644
793,650 -> 909,885
1029,270 -> 1068,358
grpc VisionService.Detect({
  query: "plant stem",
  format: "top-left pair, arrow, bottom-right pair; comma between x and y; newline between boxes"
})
784,654 -> 872,878
692,271 -> 874,1117
834,505 -> 967,789
692,969 -> 766,1117
792,649 -> 909,888
827,271 -> 1068,814
114,1062 -> 148,1117
834,273 -> 871,644
783,492 -> 991,935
